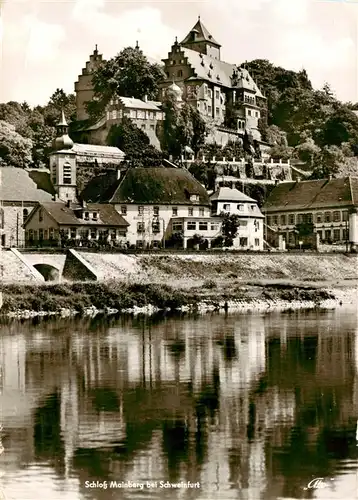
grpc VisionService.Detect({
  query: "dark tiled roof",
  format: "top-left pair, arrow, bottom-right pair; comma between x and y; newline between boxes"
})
109,167 -> 210,205
0,167 -> 54,202
263,177 -> 358,212
28,202 -> 129,227
181,48 -> 264,96
181,19 -> 221,47
81,171 -> 121,203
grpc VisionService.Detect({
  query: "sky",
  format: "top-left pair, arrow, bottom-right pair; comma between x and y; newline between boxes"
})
1,0 -> 358,106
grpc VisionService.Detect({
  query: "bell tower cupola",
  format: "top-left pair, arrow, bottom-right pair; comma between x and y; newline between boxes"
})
50,112 -> 77,203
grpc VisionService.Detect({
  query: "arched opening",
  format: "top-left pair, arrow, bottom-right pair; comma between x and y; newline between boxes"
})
34,264 -> 60,282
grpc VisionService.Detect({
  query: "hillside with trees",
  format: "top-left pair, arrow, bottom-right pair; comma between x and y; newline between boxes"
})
0,89 -> 76,168
244,59 -> 358,178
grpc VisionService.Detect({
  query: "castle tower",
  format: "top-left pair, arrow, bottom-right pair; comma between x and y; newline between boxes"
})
74,45 -> 104,121
50,111 -> 77,203
180,17 -> 221,60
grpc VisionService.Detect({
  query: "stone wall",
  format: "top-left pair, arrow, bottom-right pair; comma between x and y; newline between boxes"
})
62,249 -> 98,281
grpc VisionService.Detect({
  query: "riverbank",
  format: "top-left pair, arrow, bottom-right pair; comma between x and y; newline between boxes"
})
1,279 -> 356,319
1,252 -> 357,318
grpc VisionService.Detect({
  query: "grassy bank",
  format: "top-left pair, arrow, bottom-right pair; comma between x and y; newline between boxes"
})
0,280 -> 338,316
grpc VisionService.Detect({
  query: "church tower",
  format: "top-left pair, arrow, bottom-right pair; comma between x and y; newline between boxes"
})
50,112 -> 77,203
180,17 -> 221,60
74,45 -> 104,121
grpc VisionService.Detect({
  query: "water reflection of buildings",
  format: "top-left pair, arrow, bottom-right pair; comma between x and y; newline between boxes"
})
0,311 -> 357,499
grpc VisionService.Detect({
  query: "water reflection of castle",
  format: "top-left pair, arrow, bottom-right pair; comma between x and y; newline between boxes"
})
0,311 -> 357,499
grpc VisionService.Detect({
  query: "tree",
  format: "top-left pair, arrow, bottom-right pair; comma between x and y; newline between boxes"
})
310,145 -> 346,179
88,47 -> 165,120
41,89 -> 76,127
161,92 -> 207,158
221,212 -> 241,247
107,117 -> 163,167
294,137 -> 321,167
0,120 -> 33,168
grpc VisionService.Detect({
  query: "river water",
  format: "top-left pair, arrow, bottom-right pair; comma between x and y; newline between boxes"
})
0,308 -> 357,500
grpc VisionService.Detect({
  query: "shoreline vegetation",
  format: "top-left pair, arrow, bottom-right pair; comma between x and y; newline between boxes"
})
1,279 -> 356,320
1,253 -> 357,319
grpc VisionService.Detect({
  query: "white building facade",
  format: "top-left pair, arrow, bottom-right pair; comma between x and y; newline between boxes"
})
210,187 -> 264,250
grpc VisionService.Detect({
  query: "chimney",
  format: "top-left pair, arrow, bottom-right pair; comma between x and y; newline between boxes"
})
144,95 -> 148,102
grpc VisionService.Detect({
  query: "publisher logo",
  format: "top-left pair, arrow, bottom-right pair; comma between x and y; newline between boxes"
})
303,477 -> 334,490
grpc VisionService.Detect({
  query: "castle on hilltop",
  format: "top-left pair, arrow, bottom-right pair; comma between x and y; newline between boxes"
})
74,18 -> 269,151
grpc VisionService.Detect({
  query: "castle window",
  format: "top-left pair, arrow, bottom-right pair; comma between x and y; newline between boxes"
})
289,214 -> 295,224
63,162 -> 72,185
223,204 -> 230,211
121,206 -> 127,215
188,208 -> 193,216
172,207 -> 178,216
92,212 -> 98,221
0,208 -> 4,229
324,211 -> 331,223
215,90 -> 220,100
342,210 -> 348,221
248,110 -> 251,116
150,124 -> 155,130
199,222 -> 208,231
187,221 -> 196,230
153,206 -> 159,215
84,211 -> 89,220
199,208 -> 204,216
215,107 -> 220,115
208,105 -> 212,114
138,206 -> 144,215
177,70 -> 183,77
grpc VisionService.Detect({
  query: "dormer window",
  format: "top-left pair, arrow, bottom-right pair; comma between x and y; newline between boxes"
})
84,211 -> 89,220
190,194 -> 199,202
92,212 -> 98,221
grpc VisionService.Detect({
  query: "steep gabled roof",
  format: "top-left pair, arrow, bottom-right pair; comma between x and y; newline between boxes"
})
181,19 -> 221,47
108,167 -> 211,205
180,48 -> 264,96
26,202 -> 129,227
263,177 -> 358,212
0,168 -> 54,202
